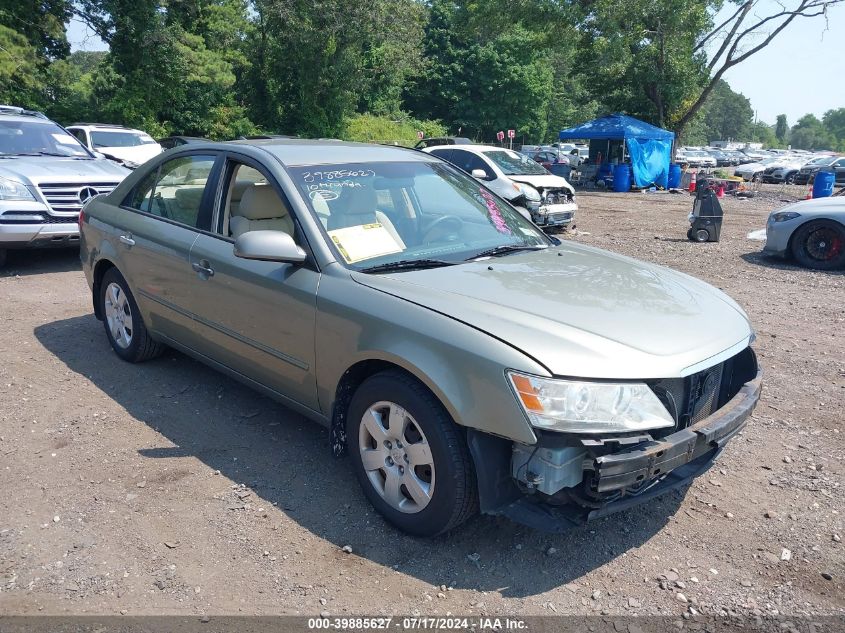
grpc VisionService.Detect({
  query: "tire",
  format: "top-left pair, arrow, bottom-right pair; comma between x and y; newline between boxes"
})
785,172 -> 796,185
695,228 -> 710,242
790,220 -> 845,270
686,228 -> 693,240
346,370 -> 478,536
99,267 -> 165,362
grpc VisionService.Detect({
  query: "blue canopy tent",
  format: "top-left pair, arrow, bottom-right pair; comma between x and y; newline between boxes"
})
559,114 -> 675,189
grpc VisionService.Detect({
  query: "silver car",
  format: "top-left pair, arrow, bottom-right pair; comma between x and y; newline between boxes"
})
764,196 -> 845,269
80,139 -> 761,536
0,106 -> 130,267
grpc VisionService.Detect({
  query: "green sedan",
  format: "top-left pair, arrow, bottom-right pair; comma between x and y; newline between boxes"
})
80,139 -> 761,536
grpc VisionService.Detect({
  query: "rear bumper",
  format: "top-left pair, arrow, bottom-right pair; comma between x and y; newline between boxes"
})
490,370 -> 762,532
0,222 -> 79,247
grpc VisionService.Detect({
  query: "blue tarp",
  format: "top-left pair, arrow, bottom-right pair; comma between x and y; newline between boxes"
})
558,113 -> 675,141
626,138 -> 670,188
559,113 -> 674,188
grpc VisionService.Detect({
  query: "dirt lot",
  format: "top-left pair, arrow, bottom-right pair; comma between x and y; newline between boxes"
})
0,186 -> 843,619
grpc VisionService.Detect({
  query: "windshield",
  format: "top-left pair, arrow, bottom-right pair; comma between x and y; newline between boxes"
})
91,130 -> 156,148
481,150 -> 548,175
287,161 -> 550,271
806,156 -> 833,166
0,120 -> 91,157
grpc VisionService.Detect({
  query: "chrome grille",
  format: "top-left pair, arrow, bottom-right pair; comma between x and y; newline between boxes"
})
36,182 -> 120,214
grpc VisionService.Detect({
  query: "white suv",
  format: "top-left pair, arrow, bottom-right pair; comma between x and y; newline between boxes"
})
423,144 -> 577,231
66,123 -> 162,168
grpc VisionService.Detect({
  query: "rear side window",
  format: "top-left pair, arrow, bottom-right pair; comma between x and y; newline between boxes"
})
124,154 -> 216,230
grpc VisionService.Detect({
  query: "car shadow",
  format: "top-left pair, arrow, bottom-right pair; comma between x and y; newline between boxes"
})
35,314 -> 686,598
1,248 -> 81,277
740,250 -> 845,274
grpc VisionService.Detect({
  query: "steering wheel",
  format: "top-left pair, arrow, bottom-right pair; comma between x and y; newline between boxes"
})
422,215 -> 464,243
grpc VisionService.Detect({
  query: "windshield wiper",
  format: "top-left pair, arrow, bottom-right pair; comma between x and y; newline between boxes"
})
469,244 -> 547,260
359,258 -> 457,273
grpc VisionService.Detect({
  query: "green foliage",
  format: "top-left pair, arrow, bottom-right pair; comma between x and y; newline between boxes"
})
407,0 -> 554,141
789,114 -> 835,151
343,113 -> 446,145
775,114 -> 789,143
0,24 -> 41,105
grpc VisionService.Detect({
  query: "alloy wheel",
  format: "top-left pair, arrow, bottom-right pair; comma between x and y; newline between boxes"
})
104,282 -> 133,349
805,226 -> 843,262
358,401 -> 435,513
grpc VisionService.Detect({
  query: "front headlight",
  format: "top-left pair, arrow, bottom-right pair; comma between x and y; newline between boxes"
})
517,183 -> 541,202
508,371 -> 674,434
0,176 -> 36,201
771,211 -> 801,222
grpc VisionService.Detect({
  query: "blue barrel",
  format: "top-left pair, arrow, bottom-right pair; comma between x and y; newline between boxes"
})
612,164 -> 631,192
813,170 -> 835,198
668,163 -> 682,189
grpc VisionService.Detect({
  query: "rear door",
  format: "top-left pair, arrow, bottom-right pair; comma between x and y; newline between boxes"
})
115,152 -> 220,343
186,154 -> 320,410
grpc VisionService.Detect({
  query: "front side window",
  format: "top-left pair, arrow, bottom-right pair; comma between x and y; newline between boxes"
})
125,155 -> 216,229
287,161 -> 549,270
481,149 -> 548,176
91,130 -> 157,148
0,121 -> 91,157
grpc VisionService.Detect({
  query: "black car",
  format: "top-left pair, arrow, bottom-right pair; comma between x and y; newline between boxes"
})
157,136 -> 207,150
794,155 -> 845,185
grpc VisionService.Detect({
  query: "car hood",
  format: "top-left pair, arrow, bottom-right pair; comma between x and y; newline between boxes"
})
352,244 -> 753,379
774,196 -> 845,215
0,156 -> 130,184
508,174 -> 573,192
98,144 -> 161,164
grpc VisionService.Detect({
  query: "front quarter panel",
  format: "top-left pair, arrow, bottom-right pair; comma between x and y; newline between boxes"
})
315,265 -> 544,445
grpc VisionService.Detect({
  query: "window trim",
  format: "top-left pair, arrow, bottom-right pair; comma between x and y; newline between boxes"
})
119,151 -> 223,233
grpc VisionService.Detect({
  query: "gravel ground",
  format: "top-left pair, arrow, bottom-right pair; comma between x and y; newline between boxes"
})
0,185 -> 842,619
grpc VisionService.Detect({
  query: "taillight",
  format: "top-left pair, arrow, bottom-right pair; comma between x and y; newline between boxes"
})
78,209 -> 85,230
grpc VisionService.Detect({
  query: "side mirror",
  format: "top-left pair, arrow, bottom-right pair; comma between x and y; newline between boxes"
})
234,230 -> 307,264
470,168 -> 488,180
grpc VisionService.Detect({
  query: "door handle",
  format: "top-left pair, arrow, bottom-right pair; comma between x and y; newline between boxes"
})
192,260 -> 214,277
119,234 -> 135,247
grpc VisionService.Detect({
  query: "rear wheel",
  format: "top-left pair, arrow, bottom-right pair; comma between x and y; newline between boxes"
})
346,370 -> 478,536
99,268 -> 165,362
790,220 -> 845,270
695,228 -> 710,242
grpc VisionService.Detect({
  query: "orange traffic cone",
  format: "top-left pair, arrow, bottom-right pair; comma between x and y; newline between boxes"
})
805,182 -> 813,200
717,183 -> 725,198
688,170 -> 697,193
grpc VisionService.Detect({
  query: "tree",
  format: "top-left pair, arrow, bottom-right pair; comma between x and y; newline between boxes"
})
0,0 -> 72,60
407,0 -> 554,140
822,108 -> 845,150
699,80 -> 753,142
673,0 -> 844,140
790,114 -> 834,150
775,114 -> 789,143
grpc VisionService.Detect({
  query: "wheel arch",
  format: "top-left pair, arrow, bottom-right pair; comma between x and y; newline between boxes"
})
329,356 -> 463,459
91,258 -> 117,320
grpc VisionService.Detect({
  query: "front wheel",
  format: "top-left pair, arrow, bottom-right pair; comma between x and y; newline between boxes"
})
99,268 -> 165,362
790,220 -> 845,270
346,370 -> 478,536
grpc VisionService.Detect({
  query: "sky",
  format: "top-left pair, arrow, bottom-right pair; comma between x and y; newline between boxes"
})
66,2 -> 845,127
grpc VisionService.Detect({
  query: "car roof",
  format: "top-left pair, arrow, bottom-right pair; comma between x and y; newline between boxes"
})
70,123 -> 148,134
204,138 -> 439,166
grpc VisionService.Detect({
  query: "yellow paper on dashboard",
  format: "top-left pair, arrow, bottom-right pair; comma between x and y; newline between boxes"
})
327,223 -> 403,263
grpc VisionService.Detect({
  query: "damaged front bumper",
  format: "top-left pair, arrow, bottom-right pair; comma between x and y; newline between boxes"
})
472,370 -> 762,533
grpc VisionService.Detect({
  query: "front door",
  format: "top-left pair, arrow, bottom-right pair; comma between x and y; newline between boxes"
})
186,158 -> 320,411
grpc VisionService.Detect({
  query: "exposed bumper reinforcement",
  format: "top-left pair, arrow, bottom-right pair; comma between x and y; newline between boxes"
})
495,371 -> 762,533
